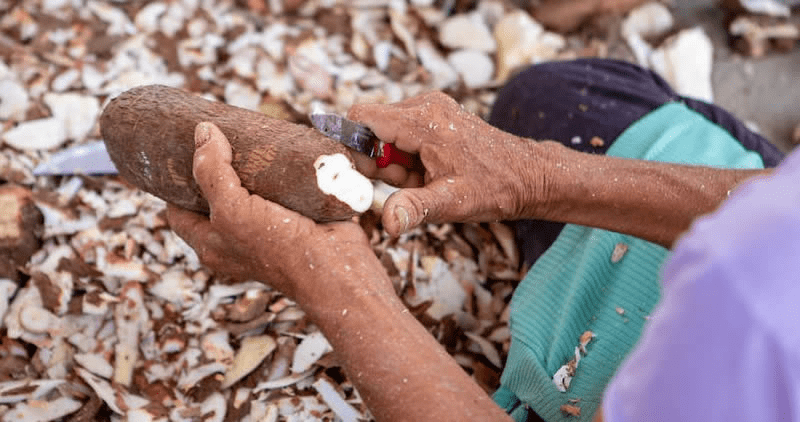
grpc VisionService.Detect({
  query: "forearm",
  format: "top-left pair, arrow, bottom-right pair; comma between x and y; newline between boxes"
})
299,266 -> 511,422
527,141 -> 769,248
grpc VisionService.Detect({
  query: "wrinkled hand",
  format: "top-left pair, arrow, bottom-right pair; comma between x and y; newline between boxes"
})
348,91 -> 544,237
167,122 -> 391,306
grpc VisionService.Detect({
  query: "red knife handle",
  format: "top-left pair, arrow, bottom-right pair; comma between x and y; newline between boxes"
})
375,143 -> 415,169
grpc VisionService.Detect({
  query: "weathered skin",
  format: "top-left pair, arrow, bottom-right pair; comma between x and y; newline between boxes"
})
168,92 -> 770,421
347,91 -> 770,248
100,84 -> 360,222
167,122 -> 513,422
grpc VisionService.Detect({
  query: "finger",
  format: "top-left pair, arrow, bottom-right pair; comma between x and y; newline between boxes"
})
167,204 -> 233,267
381,177 -> 473,237
347,104 -> 423,154
350,150 -> 378,179
351,145 -> 420,188
166,203 -> 211,246
404,171 -> 424,189
192,122 -> 250,215
347,103 -> 411,147
372,163 -> 410,187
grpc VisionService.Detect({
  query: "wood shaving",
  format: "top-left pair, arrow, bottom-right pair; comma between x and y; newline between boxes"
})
590,136 -> 605,147
610,242 -> 629,263
554,331 -> 596,393
560,403 -> 582,416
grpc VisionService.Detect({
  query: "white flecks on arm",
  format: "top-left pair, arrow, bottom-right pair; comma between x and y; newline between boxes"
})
314,153 -> 374,213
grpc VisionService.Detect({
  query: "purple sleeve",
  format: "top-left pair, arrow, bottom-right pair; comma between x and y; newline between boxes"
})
603,149 -> 800,422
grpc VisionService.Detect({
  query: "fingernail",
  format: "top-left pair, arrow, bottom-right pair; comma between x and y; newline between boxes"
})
195,122 -> 211,148
395,206 -> 409,233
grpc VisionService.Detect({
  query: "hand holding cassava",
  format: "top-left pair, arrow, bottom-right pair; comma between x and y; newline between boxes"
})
167,122 -> 393,306
348,91 -> 544,237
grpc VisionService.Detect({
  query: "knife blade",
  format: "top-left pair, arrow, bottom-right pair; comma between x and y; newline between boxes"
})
35,114 -> 414,176
33,140 -> 119,176
310,113 -> 418,169
310,113 -> 377,158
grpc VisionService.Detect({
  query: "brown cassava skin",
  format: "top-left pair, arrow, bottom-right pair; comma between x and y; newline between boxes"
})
100,84 -> 359,222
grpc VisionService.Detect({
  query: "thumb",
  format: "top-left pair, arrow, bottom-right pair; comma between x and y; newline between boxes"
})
382,178 -> 472,237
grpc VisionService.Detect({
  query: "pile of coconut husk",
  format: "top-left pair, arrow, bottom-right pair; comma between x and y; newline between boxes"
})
2,0 -> 792,420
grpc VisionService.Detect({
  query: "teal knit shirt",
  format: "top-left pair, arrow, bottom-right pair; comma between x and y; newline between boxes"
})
494,102 -> 766,422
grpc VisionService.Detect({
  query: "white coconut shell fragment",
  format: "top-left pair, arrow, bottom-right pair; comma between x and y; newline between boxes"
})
411,256 -> 468,320
737,0 -> 792,17
464,332 -> 503,368
177,362 -> 226,392
417,40 -> 459,90
313,378 -> 363,422
126,408 -> 168,422
1,396 -> 81,422
313,153 -> 373,213
5,286 -> 49,346
201,393 -> 227,422
1,117 -> 67,151
82,290 -> 119,315
253,369 -> 315,393
76,367 -> 148,415
552,362 -> 573,393
0,78 -> 29,121
493,11 -> 565,82
232,387 -> 251,409
42,92 -> 101,141
201,330 -> 235,364
222,335 -> 277,388
621,2 -> 674,66
610,242 -> 629,263
649,28 -> 714,103
553,331 -> 596,392
439,13 -> 497,53
114,282 -> 149,386
489,222 -> 519,269
0,379 -> 64,404
19,305 -> 62,335
553,347 -> 581,393
448,49 -> 495,89
0,280 -> 19,326
291,331 -> 332,374
729,16 -> 800,57
622,2 -> 674,39
226,288 -> 270,322
74,352 -> 114,379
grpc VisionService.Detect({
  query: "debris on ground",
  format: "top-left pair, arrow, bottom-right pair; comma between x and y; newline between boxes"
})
560,403 -> 582,417
0,0 -> 794,420
722,0 -> 800,57
610,242 -> 628,264
553,330 -> 596,393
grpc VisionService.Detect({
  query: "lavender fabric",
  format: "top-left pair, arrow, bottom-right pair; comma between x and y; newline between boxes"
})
603,147 -> 800,421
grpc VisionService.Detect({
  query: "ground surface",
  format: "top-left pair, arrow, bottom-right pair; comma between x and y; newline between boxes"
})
0,1 -> 797,421
674,0 -> 799,151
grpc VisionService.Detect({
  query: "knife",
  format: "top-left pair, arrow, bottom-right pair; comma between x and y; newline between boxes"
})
310,113 -> 416,169
33,140 -> 118,176
34,114 -> 417,176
